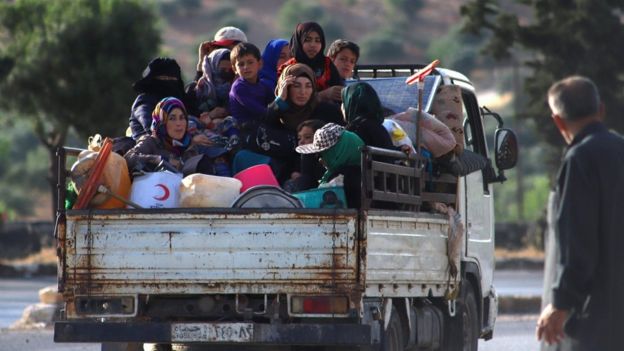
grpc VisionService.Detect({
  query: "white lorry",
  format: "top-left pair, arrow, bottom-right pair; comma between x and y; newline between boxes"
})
53,64 -> 518,351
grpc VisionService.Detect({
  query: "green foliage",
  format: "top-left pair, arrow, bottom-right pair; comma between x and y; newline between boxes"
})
426,23 -> 492,72
0,0 -> 161,145
0,0 -> 160,216
461,0 -> 624,161
494,172 -> 550,222
359,28 -> 405,64
383,0 -> 424,17
277,1 -> 343,39
0,117 -> 48,217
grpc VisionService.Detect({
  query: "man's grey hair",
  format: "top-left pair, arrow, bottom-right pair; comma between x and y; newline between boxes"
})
547,76 -> 601,121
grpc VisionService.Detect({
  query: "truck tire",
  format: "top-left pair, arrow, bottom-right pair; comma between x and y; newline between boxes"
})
381,306 -> 405,351
444,280 -> 479,351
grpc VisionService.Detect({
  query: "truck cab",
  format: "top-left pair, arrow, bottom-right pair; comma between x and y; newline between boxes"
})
53,64 -> 518,351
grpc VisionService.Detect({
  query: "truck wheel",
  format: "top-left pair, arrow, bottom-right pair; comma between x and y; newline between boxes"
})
381,306 -> 405,351
444,280 -> 479,351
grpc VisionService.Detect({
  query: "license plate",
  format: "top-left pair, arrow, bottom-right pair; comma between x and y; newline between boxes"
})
171,323 -> 254,342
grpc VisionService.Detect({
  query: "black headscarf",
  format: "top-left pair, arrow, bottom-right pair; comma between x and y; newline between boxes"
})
290,22 -> 326,70
133,57 -> 185,100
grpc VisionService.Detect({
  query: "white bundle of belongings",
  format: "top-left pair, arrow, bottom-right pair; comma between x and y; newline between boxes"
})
385,84 -> 489,177
430,85 -> 465,154
179,173 -> 242,208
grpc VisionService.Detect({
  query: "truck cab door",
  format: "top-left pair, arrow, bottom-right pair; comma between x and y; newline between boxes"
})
460,89 -> 494,298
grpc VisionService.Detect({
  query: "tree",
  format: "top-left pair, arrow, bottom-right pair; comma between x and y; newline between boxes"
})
0,0 -> 161,218
0,116 -> 49,218
383,0 -> 424,20
461,0 -> 624,165
359,28 -> 405,64
426,23 -> 492,72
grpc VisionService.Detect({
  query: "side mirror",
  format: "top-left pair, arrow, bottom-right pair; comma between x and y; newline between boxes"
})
494,128 -> 518,170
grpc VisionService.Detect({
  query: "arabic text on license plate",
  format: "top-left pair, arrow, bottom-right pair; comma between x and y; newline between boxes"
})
171,323 -> 254,342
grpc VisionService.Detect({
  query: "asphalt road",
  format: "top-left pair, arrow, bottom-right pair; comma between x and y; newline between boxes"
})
0,328 -> 98,351
0,315 -> 541,351
493,270 -> 544,297
0,273 -> 544,350
0,277 -> 57,329
479,314 -> 540,351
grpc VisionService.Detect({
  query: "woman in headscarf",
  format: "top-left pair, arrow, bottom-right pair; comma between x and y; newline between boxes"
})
193,26 -> 248,82
194,48 -> 235,122
266,63 -> 342,131
129,57 -> 186,140
124,97 -> 214,176
239,64 -> 341,183
341,82 -> 398,210
259,39 -> 291,91
279,22 -> 344,102
342,82 -> 395,150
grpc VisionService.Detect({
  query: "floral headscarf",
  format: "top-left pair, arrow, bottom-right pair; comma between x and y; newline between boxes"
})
151,97 -> 191,156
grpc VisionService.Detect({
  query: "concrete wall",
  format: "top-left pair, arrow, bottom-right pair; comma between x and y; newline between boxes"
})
0,221 -> 55,260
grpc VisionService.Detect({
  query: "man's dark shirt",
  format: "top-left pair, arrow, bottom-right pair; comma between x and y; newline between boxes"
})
553,122 -> 624,350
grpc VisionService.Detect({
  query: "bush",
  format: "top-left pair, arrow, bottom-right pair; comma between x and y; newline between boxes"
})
359,30 -> 404,64
494,172 -> 550,223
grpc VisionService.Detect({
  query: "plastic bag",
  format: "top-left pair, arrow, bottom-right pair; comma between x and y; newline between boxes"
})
382,119 -> 416,152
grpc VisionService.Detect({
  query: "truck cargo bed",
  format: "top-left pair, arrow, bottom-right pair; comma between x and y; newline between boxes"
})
60,208 -> 359,296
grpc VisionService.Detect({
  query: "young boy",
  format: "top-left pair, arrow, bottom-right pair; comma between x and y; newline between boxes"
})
326,39 -> 360,80
228,42 -> 275,133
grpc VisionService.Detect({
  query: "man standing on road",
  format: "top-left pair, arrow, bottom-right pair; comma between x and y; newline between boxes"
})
536,76 -> 624,350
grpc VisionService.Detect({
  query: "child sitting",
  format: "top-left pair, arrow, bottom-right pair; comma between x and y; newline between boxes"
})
195,48 -> 234,125
228,42 -> 275,137
296,123 -> 364,208
326,39 -> 360,80
283,119 -> 327,192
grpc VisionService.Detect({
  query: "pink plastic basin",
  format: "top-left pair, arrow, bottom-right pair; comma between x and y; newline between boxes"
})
233,164 -> 279,193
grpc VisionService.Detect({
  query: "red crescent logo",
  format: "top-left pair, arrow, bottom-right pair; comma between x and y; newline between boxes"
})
153,183 -> 170,201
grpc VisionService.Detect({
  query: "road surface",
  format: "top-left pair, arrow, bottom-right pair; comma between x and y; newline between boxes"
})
0,271 -> 544,350
0,277 -> 57,329
0,315 -> 541,351
479,314 -> 539,350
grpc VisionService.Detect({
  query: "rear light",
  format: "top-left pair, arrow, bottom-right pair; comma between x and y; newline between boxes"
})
73,295 -> 137,317
290,296 -> 348,316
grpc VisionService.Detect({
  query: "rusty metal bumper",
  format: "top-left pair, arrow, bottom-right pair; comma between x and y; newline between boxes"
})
54,321 -> 372,346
